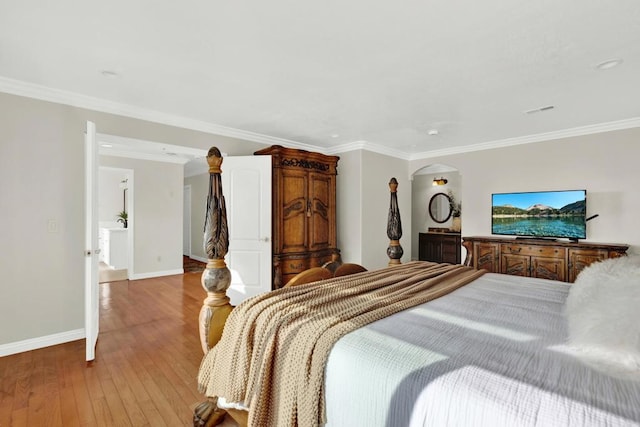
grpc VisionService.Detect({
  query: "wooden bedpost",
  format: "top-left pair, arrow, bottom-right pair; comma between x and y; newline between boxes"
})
198,147 -> 234,355
462,239 -> 474,267
387,177 -> 403,266
193,147 -> 234,427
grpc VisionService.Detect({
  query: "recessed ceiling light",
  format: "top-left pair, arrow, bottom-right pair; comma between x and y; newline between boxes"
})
101,70 -> 120,79
428,129 -> 439,136
595,59 -> 623,70
331,134 -> 340,138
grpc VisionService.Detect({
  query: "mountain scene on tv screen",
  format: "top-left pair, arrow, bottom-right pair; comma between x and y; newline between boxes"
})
492,199 -> 586,238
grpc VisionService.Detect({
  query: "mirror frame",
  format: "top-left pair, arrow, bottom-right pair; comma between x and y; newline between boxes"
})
428,192 -> 453,224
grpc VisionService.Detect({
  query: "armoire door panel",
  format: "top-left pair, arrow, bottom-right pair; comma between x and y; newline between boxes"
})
309,173 -> 333,250
281,172 -> 308,253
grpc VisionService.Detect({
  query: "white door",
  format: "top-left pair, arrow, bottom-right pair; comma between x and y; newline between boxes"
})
84,121 -> 100,361
221,156 -> 272,306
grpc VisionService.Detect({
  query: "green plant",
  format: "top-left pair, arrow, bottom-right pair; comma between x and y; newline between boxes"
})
447,191 -> 461,217
117,210 -> 128,228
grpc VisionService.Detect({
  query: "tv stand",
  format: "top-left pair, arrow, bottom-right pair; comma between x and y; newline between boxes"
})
515,236 -> 557,242
462,236 -> 628,283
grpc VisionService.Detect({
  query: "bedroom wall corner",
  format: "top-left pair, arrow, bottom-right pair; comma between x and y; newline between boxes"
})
336,150 -> 363,265
360,150 -> 411,270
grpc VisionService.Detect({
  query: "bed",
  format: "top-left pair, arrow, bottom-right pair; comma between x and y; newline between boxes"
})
193,147 -> 640,427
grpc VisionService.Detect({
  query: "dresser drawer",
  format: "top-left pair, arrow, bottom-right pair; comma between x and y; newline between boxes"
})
501,244 -> 566,258
280,258 -> 309,276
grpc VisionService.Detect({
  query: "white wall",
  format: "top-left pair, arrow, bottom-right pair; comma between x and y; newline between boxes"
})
0,94 -> 85,347
336,150 -> 363,264
409,127 -> 640,256
99,167 -> 130,227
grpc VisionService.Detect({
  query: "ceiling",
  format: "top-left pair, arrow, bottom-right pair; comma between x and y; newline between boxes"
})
1,1 -> 640,160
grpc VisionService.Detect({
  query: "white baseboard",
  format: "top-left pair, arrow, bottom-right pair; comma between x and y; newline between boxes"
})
190,255 -> 208,264
0,328 -> 85,357
130,268 -> 184,280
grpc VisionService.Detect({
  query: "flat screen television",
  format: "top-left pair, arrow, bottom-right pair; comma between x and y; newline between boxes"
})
491,190 -> 587,241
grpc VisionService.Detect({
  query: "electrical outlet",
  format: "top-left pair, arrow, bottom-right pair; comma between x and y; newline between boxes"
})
47,219 -> 58,233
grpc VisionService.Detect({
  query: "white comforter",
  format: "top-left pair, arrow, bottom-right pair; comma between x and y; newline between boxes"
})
324,273 -> 640,427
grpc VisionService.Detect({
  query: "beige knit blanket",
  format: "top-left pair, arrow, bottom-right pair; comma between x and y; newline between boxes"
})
197,261 -> 485,427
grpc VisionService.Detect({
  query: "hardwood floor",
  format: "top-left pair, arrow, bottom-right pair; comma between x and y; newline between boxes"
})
0,272 -> 208,426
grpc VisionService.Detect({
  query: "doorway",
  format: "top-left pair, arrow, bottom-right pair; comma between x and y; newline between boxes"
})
410,164 -> 461,260
98,166 -> 133,281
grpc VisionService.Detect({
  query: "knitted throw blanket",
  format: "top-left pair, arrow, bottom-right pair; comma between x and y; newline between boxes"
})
197,261 -> 485,427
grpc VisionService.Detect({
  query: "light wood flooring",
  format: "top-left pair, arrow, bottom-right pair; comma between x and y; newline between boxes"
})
0,272 -> 208,426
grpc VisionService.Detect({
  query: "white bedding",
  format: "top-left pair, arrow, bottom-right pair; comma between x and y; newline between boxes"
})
324,273 -> 640,427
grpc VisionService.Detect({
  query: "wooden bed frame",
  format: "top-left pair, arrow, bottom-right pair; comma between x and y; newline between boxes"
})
192,147 -> 403,427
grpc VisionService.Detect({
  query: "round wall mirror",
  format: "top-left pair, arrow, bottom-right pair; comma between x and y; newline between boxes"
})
429,192 -> 452,223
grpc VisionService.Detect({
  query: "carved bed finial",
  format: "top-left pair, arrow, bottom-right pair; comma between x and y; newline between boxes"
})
387,177 -> 403,266
199,147 -> 234,355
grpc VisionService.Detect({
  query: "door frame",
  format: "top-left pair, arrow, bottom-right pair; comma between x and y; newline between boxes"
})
84,121 -> 99,361
183,184 -> 192,257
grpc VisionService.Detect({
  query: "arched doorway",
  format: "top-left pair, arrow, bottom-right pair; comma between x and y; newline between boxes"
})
410,163 -> 461,260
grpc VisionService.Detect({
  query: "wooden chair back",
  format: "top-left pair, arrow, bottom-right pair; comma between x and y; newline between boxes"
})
334,263 -> 367,277
284,267 -> 332,287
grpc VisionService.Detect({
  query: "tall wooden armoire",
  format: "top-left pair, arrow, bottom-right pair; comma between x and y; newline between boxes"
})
254,145 -> 340,288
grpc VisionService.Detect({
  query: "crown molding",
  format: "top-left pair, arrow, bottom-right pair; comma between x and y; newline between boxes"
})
2,76 -> 639,162
327,140 -> 411,160
406,117 -> 640,161
0,76 -> 317,151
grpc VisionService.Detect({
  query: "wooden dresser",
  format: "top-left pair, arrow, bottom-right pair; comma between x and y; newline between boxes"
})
255,145 -> 340,288
462,236 -> 628,283
418,232 -> 461,264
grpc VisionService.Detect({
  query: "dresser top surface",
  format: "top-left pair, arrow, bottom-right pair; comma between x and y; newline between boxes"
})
462,235 -> 628,250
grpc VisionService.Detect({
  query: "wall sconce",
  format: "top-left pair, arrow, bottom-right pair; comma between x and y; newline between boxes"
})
432,177 -> 448,186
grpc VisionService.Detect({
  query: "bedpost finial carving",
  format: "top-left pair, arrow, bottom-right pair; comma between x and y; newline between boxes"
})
387,177 -> 403,266
207,147 -> 223,174
389,177 -> 398,193
200,146 -> 233,355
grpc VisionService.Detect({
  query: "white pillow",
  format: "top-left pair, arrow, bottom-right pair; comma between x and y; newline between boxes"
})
564,255 -> 640,378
